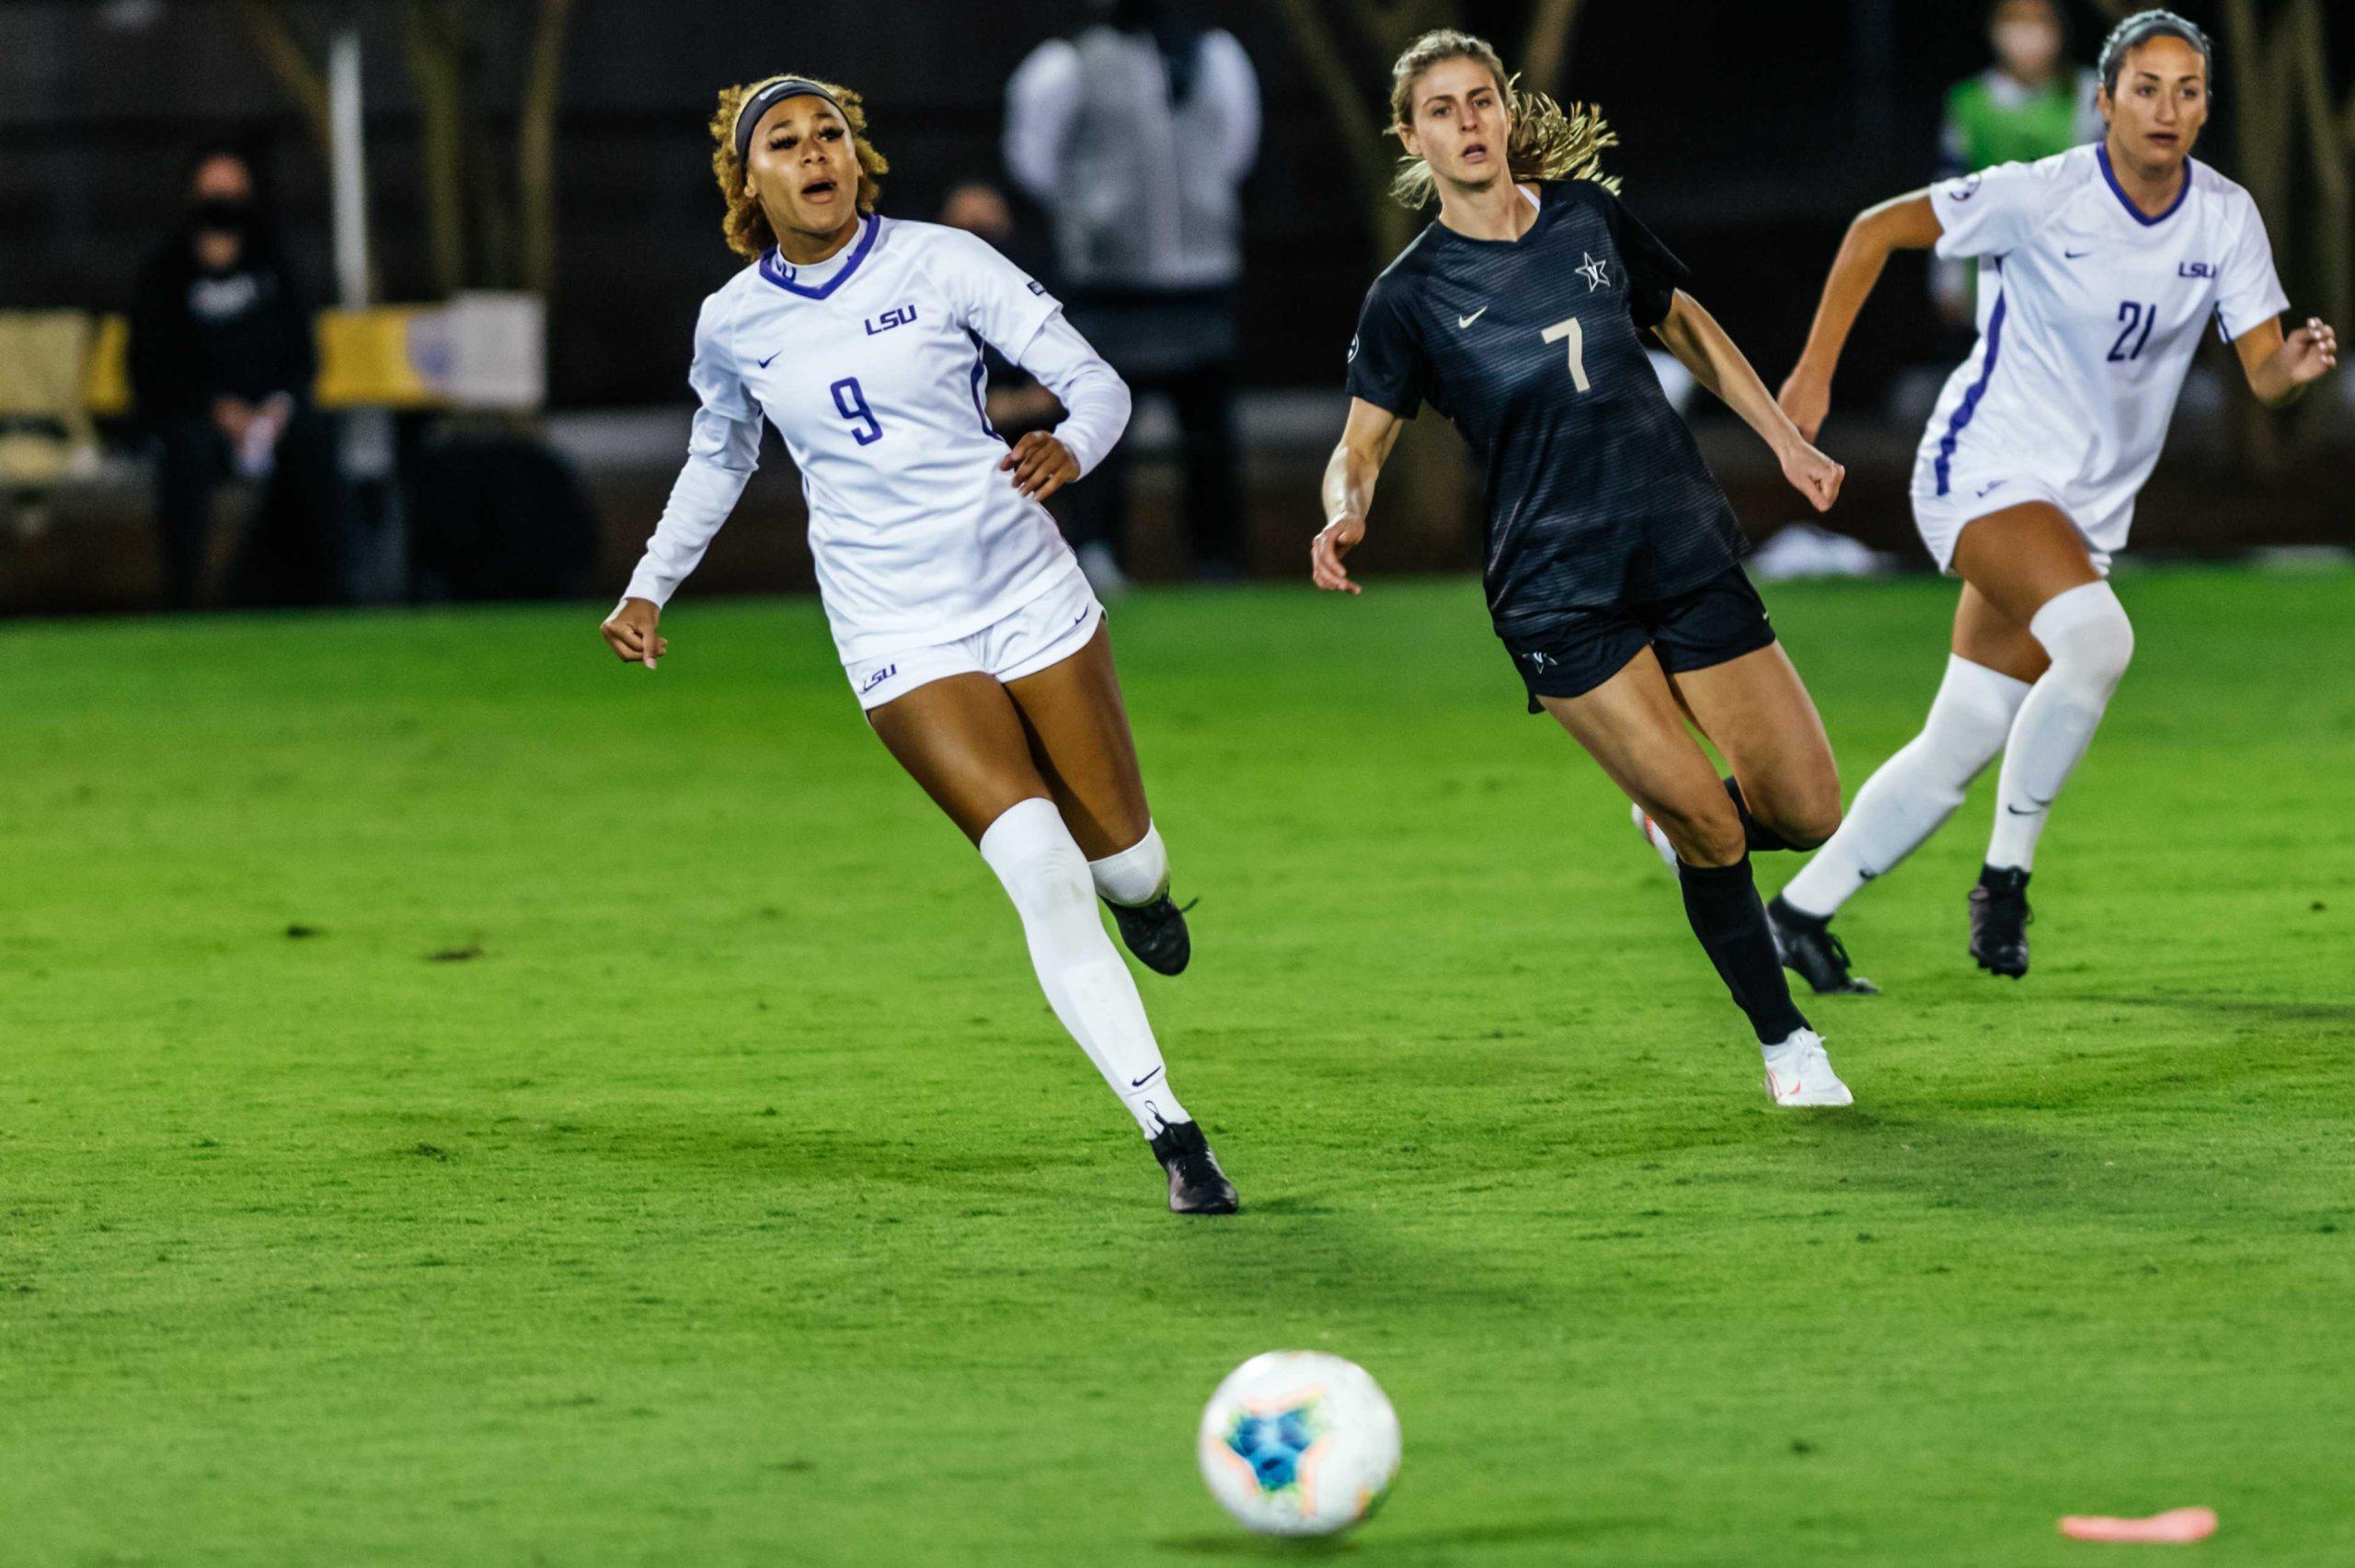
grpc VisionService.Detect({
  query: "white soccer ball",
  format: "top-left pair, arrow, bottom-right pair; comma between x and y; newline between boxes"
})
1197,1351 -> 1400,1537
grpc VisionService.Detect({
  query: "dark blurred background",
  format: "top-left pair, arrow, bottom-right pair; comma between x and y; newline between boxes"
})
1,0 -> 2348,613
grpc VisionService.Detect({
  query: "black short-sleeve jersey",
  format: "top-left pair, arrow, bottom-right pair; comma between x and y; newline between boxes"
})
1345,179 -> 1747,632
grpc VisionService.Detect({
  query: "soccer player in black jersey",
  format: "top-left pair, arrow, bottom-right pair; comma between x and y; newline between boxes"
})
1314,30 -> 1858,1106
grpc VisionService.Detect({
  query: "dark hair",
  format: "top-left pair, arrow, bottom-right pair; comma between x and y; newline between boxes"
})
2098,9 -> 2213,95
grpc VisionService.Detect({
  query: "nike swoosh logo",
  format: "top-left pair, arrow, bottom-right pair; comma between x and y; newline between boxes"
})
757,349 -> 783,367
1129,1068 -> 1163,1089
2064,249 -> 2094,260
1457,307 -> 1488,329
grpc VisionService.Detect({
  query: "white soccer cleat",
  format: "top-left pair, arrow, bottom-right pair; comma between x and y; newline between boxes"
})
1761,1028 -> 1854,1107
1629,802 -> 1678,869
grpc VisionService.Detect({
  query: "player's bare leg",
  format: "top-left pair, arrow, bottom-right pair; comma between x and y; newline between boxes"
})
1005,624 -> 1192,977
867,672 -> 1054,842
1544,648 -> 1850,1105
1668,641 -> 1843,853
867,673 -> 1235,1211
1950,503 -> 2134,977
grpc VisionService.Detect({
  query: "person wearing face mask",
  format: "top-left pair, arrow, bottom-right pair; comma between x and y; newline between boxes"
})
1934,0 -> 2104,326
127,145 -> 348,609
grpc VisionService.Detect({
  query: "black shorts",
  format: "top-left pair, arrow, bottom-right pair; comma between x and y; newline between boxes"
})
1499,566 -> 1776,712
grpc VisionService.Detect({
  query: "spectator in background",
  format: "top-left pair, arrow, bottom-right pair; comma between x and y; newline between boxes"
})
1005,0 -> 1258,590
129,144 -> 348,609
1933,0 -> 2102,325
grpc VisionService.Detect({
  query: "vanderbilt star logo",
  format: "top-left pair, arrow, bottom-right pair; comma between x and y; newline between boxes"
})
1576,252 -> 1611,292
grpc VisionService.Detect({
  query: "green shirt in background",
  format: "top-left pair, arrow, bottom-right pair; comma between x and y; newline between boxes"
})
1939,66 -> 2103,176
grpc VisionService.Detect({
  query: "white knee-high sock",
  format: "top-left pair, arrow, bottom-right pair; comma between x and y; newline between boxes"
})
1780,655 -> 2031,918
978,798 -> 1189,1137
1986,581 -> 2133,872
1087,822 -> 1168,906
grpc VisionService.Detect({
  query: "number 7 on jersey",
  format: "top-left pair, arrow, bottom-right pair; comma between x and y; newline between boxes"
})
1542,316 -> 1591,393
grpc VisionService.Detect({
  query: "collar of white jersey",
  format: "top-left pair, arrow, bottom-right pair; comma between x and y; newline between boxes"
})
759,212 -> 881,300
2095,144 -> 2193,229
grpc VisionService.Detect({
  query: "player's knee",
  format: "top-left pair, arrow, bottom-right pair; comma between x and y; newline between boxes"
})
1658,800 -> 1748,868
2031,582 -> 2134,693
1778,791 -> 1843,853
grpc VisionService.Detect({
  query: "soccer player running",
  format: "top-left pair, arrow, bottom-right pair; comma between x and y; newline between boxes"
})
1315,31 -> 1859,1107
601,75 -> 1239,1214
1769,11 -> 2338,991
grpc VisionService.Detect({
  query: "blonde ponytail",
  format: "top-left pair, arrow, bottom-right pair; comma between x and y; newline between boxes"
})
1385,29 -> 1621,210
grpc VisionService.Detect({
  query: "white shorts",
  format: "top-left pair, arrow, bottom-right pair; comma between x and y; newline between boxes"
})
844,567 -> 1105,711
1910,471 -> 2130,577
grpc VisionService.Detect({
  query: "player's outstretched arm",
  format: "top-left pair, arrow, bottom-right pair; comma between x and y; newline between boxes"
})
1313,398 -> 1403,595
1651,291 -> 1844,514
1779,191 -> 1944,440
601,598 -> 668,670
2234,315 -> 2339,408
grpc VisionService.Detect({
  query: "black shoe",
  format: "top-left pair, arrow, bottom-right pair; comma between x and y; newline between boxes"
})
1968,865 -> 2032,978
1149,1120 -> 1238,1215
1107,891 -> 1191,976
1767,895 -> 1880,995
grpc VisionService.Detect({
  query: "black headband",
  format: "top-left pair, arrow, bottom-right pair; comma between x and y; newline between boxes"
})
733,77 -> 847,163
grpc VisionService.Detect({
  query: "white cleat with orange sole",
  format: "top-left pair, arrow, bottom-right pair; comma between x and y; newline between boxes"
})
1629,802 -> 1679,869
1761,1028 -> 1854,1107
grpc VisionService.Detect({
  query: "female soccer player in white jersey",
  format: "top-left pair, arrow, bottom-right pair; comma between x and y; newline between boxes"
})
1316,32 -> 1860,1107
1767,11 -> 2337,992
600,75 -> 1238,1214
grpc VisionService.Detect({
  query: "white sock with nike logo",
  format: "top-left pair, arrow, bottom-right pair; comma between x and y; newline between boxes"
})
980,798 -> 1189,1137
1985,581 -> 2134,872
1780,654 -> 2030,918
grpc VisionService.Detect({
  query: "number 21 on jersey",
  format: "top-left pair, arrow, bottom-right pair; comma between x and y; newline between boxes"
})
1542,317 -> 1591,393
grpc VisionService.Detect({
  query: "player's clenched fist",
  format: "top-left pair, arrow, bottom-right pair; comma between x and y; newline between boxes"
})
601,597 -> 668,669
1777,439 -> 1844,513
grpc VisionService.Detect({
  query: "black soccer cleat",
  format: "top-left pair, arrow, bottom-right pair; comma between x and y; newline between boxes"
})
1767,895 -> 1880,995
1149,1120 -> 1238,1216
1107,891 -> 1191,976
1969,864 -> 2033,978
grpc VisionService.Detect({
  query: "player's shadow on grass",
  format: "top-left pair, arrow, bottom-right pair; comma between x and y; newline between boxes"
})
1155,1516 -> 1637,1557
2092,994 -> 2355,1027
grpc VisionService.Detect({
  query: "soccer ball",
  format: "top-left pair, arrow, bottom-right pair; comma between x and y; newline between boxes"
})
1197,1351 -> 1400,1537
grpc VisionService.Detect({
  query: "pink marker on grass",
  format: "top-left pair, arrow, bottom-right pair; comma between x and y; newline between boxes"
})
2057,1506 -> 2218,1544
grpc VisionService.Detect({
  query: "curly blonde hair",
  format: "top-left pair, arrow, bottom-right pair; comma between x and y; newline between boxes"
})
707,74 -> 890,259
1385,29 -> 1619,210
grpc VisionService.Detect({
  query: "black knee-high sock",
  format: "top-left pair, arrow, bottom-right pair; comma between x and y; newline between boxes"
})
1723,777 -> 1798,853
1678,853 -> 1810,1044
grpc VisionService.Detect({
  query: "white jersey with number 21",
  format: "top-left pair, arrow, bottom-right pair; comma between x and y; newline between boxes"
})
1913,144 -> 2287,562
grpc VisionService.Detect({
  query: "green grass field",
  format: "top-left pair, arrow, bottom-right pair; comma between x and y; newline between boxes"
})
5,566 -> 2352,1565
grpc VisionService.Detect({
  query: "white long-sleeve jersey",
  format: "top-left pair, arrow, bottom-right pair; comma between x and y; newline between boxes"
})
1914,145 -> 2287,549
624,215 -> 1132,664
